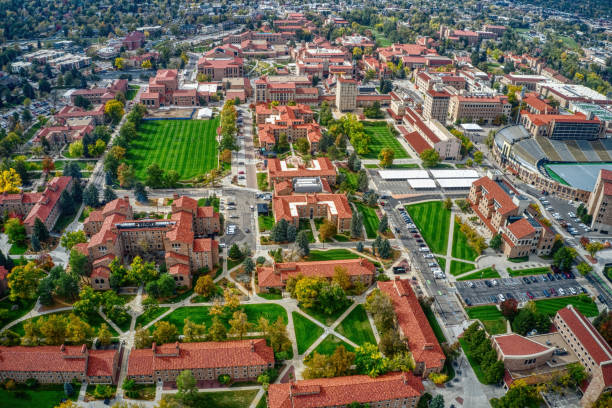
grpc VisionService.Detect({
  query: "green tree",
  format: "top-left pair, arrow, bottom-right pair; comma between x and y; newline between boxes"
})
69,248 -> 90,278
152,321 -> 179,344
33,217 -> 49,242
229,310 -> 251,340
176,370 -> 197,406
420,149 -> 440,167
228,243 -> 242,260
97,323 -> 112,346
354,342 -> 389,377
296,230 -> 310,256
68,140 -> 84,157
378,215 -> 388,233
8,261 -> 45,301
430,395 -> 444,408
553,246 -> 577,272
577,262 -> 592,276
209,316 -> 227,341
350,212 -> 363,239
61,230 -> 87,250
145,163 -> 165,188
489,234 -> 502,250
4,217 -> 26,245
134,325 -> 152,349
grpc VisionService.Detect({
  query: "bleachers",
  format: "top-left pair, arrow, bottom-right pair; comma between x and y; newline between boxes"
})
565,140 -> 588,162
590,140 -> 612,161
598,139 -> 612,160
548,139 -> 577,162
576,140 -> 601,162
534,136 -> 563,162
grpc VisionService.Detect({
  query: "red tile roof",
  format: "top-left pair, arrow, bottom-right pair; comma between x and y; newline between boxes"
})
24,177 -> 72,227
272,193 -> 352,223
91,266 -> 110,279
258,258 -> 375,289
523,95 -> 555,113
193,238 -> 217,252
166,211 -> 194,244
522,111 -> 599,126
127,340 -> 274,376
0,192 -> 42,205
268,372 -> 424,408
169,263 -> 190,277
472,177 -> 518,216
379,280 -> 445,371
492,333 -> 551,356
268,157 -> 336,180
507,218 -> 536,240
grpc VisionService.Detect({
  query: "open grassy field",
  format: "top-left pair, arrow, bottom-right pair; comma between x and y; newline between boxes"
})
301,301 -> 353,326
0,384 -> 77,408
450,260 -> 476,276
258,215 -> 274,232
406,201 -> 450,254
507,267 -> 551,277
360,121 -> 409,159
126,118 -> 219,181
535,296 -> 598,317
126,85 -> 140,100
451,222 -> 478,262
11,310 -> 119,337
166,390 -> 258,408
458,338 -> 486,383
457,267 -> 500,281
354,202 -> 379,239
311,334 -> 355,356
135,306 -> 170,328
466,305 -> 507,334
336,305 -> 376,346
338,168 -> 358,190
436,257 -> 446,271
293,311 -> 324,354
158,304 -> 288,333
0,297 -> 35,327
306,249 -> 361,262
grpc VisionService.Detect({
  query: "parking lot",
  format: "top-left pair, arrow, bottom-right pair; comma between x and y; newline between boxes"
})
456,274 -> 587,306
537,195 -> 591,236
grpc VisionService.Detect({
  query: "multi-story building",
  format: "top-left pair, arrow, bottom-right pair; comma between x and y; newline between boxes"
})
70,79 -> 128,105
0,344 -> 120,384
537,82 -> 610,109
23,176 -> 74,236
267,158 -> 337,187
255,76 -> 319,105
84,195 -> 220,289
402,107 -> 461,160
255,104 -> 321,152
0,192 -> 43,220
140,69 -> 179,107
520,111 -> 604,140
522,94 -> 558,115
257,258 -> 376,293
123,31 -> 145,50
127,340 -> 274,384
336,34 -> 375,50
378,279 -> 446,376
34,123 -> 94,150
272,193 -> 352,233
554,305 -> 612,407
501,74 -> 548,91
54,104 -> 106,125
267,372 -> 424,408
468,176 -> 554,257
448,94 -> 511,124
423,89 -> 451,123
197,56 -> 244,82
336,77 -> 357,112
587,169 -> 612,233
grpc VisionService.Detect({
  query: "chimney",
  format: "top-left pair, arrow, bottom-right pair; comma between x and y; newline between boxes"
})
251,340 -> 255,352
151,342 -> 157,354
81,344 -> 87,354
60,344 -> 65,352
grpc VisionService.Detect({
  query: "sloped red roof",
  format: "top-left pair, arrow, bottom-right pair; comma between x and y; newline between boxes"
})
507,218 -> 536,239
24,177 -> 72,227
492,333 -> 551,356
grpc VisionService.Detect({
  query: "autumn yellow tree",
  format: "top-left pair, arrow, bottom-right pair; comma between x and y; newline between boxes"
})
378,147 -> 395,168
105,100 -> 125,124
194,275 -> 215,297
229,310 -> 251,339
141,59 -> 152,69
319,219 -> 337,242
114,57 -> 125,70
0,168 -> 22,193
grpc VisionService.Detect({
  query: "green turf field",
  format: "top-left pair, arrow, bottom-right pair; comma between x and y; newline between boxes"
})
507,267 -> 551,277
535,296 -> 598,317
311,334 -> 355,356
360,121 -> 409,159
354,202 -> 379,239
451,222 -> 479,261
127,118 -> 219,181
450,260 -> 476,276
336,305 -> 376,346
293,312 -> 324,354
306,249 -> 361,262
466,306 -> 507,335
406,201 -> 450,254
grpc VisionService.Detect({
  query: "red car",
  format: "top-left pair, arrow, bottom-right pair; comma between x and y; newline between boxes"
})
238,171 -> 245,174
526,291 -> 534,299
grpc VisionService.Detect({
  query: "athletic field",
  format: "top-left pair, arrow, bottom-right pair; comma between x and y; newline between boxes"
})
360,121 -> 410,159
126,118 -> 219,181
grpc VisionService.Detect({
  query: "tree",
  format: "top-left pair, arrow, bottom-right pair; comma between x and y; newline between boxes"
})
194,275 -> 215,297
165,170 -> 180,188
350,212 -> 363,239
490,234 -> 502,250
586,241 -> 604,258
33,217 -> 50,243
553,246 -> 577,272
420,149 -> 440,167
357,169 -> 368,192
105,100 -> 125,124
134,325 -> 152,349
473,151 -> 484,165
69,248 -> 90,278
577,262 -> 593,276
294,137 -> 310,155
129,256 -> 158,283
355,343 -> 389,377
0,168 -> 21,193
268,316 -> 292,355
500,298 -> 518,320
270,219 -> 288,243
319,219 -> 337,242
378,215 -> 388,233
176,370 -> 197,406
366,289 -> 396,333
443,197 -> 453,211
228,243 -> 243,260
296,230 -> 310,257
68,140 -> 84,157
41,156 -> 55,173
66,314 -> 93,344
134,182 -> 148,203
8,261 -> 45,301
244,257 -> 255,274
40,313 -> 68,345
83,184 -> 99,207
98,323 -> 112,346
430,395 -> 444,408
378,147 -> 395,168
145,163 -> 165,188
104,186 -> 117,203
229,310 -> 251,340
378,239 -> 392,259
183,319 -> 207,342
153,321 -> 179,344
141,60 -> 152,69
332,266 -> 351,291
4,217 -> 26,245
209,316 -> 227,341
114,57 -> 125,70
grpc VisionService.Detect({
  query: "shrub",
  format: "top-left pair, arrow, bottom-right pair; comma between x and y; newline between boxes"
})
93,384 -> 113,399
429,372 -> 448,384
25,378 -> 38,388
218,374 -> 231,385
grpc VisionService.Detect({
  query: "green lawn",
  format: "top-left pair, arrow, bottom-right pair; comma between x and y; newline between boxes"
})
457,267 -> 500,281
458,337 -> 486,384
227,258 -> 243,271
300,301 -> 353,326
305,249 -> 361,262
465,306 -> 507,335
166,389 -> 258,408
0,297 -> 36,328
535,296 -> 598,317
507,267 -> 551,277
54,160 -> 96,170
257,172 -> 270,191
52,210 -> 78,233
298,219 -> 315,243
338,168 -> 358,190
126,85 -> 140,100
406,201 -> 450,254
258,292 -> 282,300
336,305 -> 376,346
354,202 -> 379,239
422,304 -> 446,343
158,304 -> 288,333
126,118 -> 219,181
293,311 -> 324,354
0,384 -> 77,408
9,242 -> 27,255
450,260 -> 476,276
311,334 -> 355,356
360,121 -> 409,159
12,311 -> 119,336
135,306 -> 170,328
451,222 -> 478,262
436,257 -> 446,272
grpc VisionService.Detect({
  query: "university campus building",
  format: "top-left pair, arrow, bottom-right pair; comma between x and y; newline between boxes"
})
272,193 -> 353,234
82,195 -> 219,290
255,104 -> 321,152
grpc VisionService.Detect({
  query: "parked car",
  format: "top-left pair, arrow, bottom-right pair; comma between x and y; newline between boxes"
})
484,280 -> 492,287
543,290 -> 550,298
464,298 -> 472,306
523,277 -> 531,284
530,276 -> 538,283
549,287 -> 556,296
526,291 -> 534,299
558,288 -> 566,296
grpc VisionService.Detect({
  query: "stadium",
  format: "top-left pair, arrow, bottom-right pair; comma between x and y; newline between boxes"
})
493,124 -> 612,202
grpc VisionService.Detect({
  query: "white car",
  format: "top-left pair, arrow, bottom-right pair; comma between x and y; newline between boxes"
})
423,254 -> 434,259
569,287 -> 576,295
559,288 -> 566,296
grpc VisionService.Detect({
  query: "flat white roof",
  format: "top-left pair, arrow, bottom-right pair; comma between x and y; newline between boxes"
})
197,108 -> 213,119
437,178 -> 478,188
430,169 -> 479,179
460,123 -> 483,131
379,170 -> 429,180
407,179 -> 436,189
